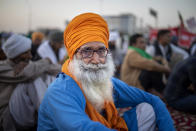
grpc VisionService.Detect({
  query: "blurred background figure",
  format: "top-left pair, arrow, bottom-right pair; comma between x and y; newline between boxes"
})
146,29 -> 189,69
146,30 -> 173,61
0,33 -> 7,61
37,31 -> 67,65
164,54 -> 196,114
0,34 -> 60,131
0,32 -> 13,61
31,32 -> 45,61
171,35 -> 178,46
108,31 -> 124,78
120,33 -> 170,98
189,38 -> 196,56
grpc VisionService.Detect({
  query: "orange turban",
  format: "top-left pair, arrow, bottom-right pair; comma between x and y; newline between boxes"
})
31,32 -> 44,43
64,12 -> 109,60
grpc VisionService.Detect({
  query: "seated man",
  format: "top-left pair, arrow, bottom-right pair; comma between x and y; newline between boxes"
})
121,34 -> 170,96
164,55 -> 196,114
37,31 -> 67,64
146,29 -> 189,69
0,34 -> 60,131
38,13 -> 175,131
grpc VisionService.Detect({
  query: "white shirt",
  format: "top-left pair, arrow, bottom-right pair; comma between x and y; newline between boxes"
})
37,41 -> 67,64
146,43 -> 189,59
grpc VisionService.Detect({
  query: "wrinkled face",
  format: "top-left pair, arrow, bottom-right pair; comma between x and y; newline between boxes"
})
133,37 -> 146,50
69,42 -> 114,112
11,50 -> 32,64
75,42 -> 108,65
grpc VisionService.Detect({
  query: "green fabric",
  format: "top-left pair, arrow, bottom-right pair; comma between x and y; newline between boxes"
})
128,46 -> 152,59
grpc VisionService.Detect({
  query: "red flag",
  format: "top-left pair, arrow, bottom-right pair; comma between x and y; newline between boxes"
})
178,28 -> 196,48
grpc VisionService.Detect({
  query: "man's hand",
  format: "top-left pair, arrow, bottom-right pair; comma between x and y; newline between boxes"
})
153,56 -> 163,62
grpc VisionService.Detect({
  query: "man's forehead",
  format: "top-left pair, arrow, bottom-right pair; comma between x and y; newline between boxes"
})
80,42 -> 106,49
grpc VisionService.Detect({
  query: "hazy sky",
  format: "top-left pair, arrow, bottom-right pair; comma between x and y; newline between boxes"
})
0,0 -> 196,33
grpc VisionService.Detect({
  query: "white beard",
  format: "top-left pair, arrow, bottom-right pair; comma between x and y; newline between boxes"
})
69,54 -> 115,112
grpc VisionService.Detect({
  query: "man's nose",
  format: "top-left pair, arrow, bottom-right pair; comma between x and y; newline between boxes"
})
90,52 -> 100,64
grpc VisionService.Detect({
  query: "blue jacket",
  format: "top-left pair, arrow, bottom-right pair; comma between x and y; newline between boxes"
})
38,73 -> 175,131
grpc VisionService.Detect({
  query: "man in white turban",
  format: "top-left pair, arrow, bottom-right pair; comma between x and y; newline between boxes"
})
0,34 -> 60,131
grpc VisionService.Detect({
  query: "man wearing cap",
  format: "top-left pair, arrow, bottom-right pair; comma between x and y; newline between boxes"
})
0,34 -> 60,131
38,13 -> 175,131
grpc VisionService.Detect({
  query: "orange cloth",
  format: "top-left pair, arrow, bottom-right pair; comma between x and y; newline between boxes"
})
62,13 -> 128,131
31,32 -> 44,43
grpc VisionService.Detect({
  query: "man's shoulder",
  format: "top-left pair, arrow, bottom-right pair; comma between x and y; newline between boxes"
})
38,41 -> 49,49
125,49 -> 141,58
0,60 -> 12,72
37,41 -> 50,55
145,45 -> 155,56
48,73 -> 78,90
46,73 -> 83,98
146,45 -> 155,50
174,57 -> 196,72
41,73 -> 86,110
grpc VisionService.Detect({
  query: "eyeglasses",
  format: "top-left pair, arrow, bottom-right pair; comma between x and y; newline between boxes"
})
76,47 -> 108,59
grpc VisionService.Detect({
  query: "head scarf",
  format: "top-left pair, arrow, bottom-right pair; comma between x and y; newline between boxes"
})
2,34 -> 31,59
31,32 -> 44,43
62,13 -> 128,131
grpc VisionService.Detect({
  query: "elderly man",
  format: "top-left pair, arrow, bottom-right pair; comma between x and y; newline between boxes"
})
38,13 -> 175,131
0,34 -> 60,131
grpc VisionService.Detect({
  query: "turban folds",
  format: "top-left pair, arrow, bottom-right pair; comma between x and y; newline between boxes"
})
64,12 -> 109,59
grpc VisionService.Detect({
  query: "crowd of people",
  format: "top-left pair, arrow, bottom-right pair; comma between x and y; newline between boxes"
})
120,30 -> 196,114
0,12 -> 195,131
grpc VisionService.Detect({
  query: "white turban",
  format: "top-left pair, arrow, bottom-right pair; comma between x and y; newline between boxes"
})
2,34 -> 32,59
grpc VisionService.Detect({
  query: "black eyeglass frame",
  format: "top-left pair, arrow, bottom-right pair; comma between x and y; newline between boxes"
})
75,47 -> 109,59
